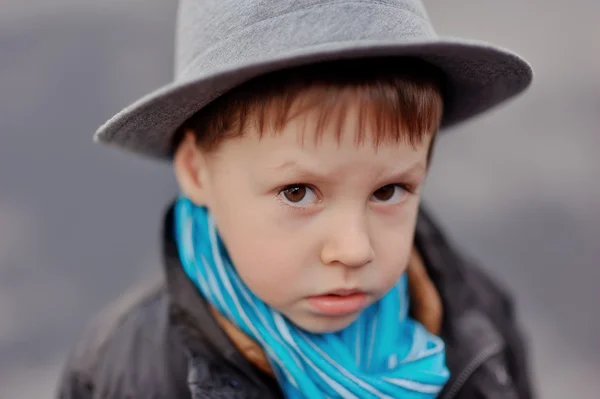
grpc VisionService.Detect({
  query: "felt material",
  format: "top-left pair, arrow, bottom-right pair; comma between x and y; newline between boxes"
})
94,0 -> 533,160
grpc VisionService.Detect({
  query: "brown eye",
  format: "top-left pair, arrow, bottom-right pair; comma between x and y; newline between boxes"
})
279,184 -> 318,207
373,185 -> 395,201
282,185 -> 307,203
372,184 -> 407,203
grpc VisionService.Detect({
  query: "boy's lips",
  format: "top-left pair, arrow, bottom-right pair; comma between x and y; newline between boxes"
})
307,289 -> 368,316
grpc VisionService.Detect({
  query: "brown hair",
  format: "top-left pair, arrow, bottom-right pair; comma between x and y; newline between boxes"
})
173,57 -> 444,160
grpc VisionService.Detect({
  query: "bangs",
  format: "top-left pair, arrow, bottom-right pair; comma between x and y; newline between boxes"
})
175,57 -> 444,152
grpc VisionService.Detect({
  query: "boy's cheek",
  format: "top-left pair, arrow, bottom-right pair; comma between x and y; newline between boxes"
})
232,257 -> 302,308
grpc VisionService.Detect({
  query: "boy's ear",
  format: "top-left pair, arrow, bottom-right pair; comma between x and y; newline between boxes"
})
173,130 -> 210,206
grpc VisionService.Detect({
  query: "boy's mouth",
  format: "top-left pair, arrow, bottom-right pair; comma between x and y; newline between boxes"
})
326,288 -> 361,296
307,289 -> 368,316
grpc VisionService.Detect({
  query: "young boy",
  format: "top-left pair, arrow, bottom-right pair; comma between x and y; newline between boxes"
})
58,1 -> 534,398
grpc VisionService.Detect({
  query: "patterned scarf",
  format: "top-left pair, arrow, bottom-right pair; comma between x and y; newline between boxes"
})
174,196 -> 449,398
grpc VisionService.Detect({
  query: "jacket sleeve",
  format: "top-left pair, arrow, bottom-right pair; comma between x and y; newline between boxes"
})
499,287 -> 536,398
467,260 -> 536,399
55,279 -> 188,399
55,314 -> 117,399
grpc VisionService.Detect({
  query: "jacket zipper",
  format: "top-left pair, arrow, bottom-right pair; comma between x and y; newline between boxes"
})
441,340 -> 504,399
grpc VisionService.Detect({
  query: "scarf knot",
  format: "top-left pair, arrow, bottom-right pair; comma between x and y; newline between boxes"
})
174,197 -> 449,398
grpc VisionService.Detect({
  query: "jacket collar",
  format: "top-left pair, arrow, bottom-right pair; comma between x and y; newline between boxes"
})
162,203 -> 280,392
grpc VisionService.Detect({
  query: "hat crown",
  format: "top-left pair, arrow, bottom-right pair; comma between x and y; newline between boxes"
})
174,0 -> 436,77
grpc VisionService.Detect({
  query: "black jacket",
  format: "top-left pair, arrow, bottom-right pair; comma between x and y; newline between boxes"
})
57,205 -> 535,398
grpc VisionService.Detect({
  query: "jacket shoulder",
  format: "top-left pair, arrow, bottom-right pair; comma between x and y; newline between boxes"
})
57,274 -> 190,399
417,207 -> 534,398
416,206 -> 516,317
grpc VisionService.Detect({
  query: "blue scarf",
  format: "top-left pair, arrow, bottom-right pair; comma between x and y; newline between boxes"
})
174,197 -> 449,398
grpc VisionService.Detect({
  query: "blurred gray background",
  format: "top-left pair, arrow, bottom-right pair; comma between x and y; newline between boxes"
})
1,1 -> 598,397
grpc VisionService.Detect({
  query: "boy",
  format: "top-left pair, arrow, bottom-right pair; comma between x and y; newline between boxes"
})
58,1 -> 534,398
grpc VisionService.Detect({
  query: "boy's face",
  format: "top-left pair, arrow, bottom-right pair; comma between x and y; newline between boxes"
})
175,97 -> 434,333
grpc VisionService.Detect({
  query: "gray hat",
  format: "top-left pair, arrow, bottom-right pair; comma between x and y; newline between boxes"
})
95,0 -> 532,160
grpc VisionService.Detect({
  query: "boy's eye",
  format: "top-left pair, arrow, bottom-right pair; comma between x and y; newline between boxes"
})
371,184 -> 408,203
279,184 -> 317,206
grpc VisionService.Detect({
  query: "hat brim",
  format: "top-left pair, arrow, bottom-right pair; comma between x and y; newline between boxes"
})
95,38 -> 532,160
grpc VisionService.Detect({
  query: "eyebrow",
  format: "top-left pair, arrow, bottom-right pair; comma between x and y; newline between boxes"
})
267,161 -> 330,182
267,160 -> 427,181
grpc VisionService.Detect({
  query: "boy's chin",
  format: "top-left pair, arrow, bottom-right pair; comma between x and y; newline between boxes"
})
286,311 -> 361,334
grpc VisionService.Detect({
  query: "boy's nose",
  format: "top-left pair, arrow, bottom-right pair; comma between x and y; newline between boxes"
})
320,215 -> 374,268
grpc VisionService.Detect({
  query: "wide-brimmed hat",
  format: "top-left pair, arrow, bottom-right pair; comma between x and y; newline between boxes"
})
95,0 -> 532,160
